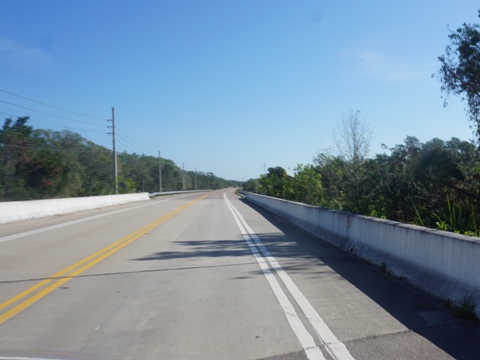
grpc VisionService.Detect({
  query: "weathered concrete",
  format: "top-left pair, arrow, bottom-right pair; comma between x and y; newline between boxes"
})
244,192 -> 480,317
0,193 -> 150,224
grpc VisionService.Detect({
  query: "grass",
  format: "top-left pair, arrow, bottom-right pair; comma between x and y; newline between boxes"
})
412,195 -> 480,237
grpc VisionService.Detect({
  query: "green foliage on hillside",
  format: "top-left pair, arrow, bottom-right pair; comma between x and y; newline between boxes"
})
0,117 -> 234,201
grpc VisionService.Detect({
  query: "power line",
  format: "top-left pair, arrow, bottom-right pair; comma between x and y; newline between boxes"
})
116,116 -> 158,155
117,129 -> 155,155
116,137 -> 158,158
0,110 -> 19,118
0,111 -> 107,137
0,89 -> 106,120
116,137 -> 146,155
0,142 -> 109,153
1,106 -> 162,162
53,125 -> 107,135
0,99 -> 106,127
0,60 -> 105,108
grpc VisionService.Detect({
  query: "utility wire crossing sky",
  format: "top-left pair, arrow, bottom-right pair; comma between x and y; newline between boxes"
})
0,0 -> 478,180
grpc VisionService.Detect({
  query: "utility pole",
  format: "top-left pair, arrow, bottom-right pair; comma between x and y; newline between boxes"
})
108,107 -> 118,194
194,168 -> 197,190
158,151 -> 162,193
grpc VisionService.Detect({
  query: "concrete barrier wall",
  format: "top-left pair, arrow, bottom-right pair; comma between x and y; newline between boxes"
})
244,192 -> 480,316
0,193 -> 150,224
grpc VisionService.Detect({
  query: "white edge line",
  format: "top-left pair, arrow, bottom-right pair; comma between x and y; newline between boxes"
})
224,193 -> 325,360
225,193 -> 355,360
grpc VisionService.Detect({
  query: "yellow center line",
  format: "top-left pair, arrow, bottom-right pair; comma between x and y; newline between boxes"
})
0,224 -> 151,311
0,193 -> 209,325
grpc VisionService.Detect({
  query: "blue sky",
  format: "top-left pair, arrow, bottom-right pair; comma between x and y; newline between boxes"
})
0,1 -> 479,181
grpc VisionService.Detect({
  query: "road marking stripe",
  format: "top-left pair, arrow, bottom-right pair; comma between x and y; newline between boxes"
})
0,194 -> 204,311
224,194 -> 326,360
224,193 -> 355,360
0,194 -> 208,324
0,224 -> 150,311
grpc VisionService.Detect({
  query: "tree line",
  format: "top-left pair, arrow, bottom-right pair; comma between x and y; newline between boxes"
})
0,116 -> 235,201
243,135 -> 480,236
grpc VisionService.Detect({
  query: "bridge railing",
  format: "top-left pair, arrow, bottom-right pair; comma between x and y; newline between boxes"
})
242,191 -> 480,317
0,193 -> 150,224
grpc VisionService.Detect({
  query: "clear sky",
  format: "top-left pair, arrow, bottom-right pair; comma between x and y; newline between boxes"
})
0,1 -> 479,181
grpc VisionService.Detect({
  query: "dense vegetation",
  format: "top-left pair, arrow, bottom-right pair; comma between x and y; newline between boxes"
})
0,116 -> 235,201
243,136 -> 480,235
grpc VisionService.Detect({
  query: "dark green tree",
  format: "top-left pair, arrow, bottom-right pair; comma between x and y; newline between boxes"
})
77,142 -> 112,196
0,117 -> 34,199
438,10 -> 480,138
242,178 -> 259,193
259,166 -> 291,199
313,153 -> 347,209
290,164 -> 323,205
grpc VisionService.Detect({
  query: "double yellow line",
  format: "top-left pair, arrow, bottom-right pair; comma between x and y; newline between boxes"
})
0,194 -> 208,325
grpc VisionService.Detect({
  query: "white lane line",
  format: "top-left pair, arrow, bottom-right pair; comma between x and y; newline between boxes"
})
0,194 -> 191,244
224,193 -> 355,360
224,194 -> 325,360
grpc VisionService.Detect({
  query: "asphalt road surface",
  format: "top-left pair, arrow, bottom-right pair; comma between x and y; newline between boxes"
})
0,189 -> 478,360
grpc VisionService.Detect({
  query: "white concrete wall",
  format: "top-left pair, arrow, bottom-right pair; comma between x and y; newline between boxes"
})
244,192 -> 480,316
0,193 -> 150,224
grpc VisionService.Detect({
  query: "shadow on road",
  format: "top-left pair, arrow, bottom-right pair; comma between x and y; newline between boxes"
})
238,199 -> 480,360
132,196 -> 480,360
0,261 -> 259,284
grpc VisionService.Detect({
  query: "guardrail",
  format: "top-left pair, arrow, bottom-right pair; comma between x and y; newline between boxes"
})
0,190 -> 212,224
149,190 -> 210,197
242,191 -> 480,317
0,193 -> 150,224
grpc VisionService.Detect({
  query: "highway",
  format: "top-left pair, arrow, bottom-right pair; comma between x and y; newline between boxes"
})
0,189 -> 478,360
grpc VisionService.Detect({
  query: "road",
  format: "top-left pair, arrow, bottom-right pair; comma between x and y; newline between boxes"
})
0,189 -> 478,360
